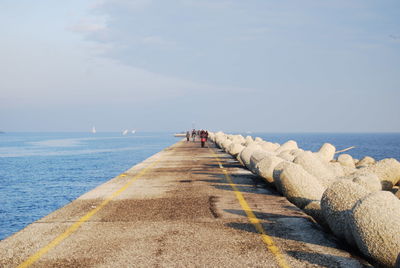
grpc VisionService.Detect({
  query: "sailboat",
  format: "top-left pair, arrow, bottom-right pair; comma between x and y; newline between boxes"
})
131,129 -> 136,134
91,126 -> 96,134
122,129 -> 129,135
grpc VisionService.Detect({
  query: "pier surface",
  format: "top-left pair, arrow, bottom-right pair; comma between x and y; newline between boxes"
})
0,140 -> 371,267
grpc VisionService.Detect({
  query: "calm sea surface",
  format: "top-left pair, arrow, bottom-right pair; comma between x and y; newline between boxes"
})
1,132 -> 399,240
0,132 -> 177,240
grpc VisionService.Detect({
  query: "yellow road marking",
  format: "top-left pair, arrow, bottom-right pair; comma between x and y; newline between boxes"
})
18,160 -> 159,268
208,146 -> 291,268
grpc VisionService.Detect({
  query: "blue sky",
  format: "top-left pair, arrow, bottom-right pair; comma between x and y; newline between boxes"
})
1,0 -> 399,132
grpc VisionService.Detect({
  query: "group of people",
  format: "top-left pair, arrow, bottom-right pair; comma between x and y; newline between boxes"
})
186,129 -> 209,147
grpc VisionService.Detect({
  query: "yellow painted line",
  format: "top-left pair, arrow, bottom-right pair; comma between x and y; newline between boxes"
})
18,160 -> 160,268
208,146 -> 291,268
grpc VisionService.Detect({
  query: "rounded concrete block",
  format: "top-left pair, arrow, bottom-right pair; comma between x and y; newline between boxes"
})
249,150 -> 273,174
221,139 -> 233,152
349,191 -> 400,267
275,140 -> 298,154
277,150 -> 295,162
350,173 -> 381,192
293,151 -> 336,187
290,149 -> 304,158
357,158 -> 400,190
356,156 -> 376,168
259,141 -> 280,152
227,143 -> 245,158
327,162 -> 346,178
244,136 -> 254,146
255,137 -> 263,142
272,161 -> 293,194
239,144 -> 262,170
321,180 -> 371,245
338,154 -> 356,169
317,143 -> 336,162
255,155 -> 285,184
279,163 -> 325,208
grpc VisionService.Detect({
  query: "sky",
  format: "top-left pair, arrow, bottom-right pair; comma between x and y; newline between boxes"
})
0,0 -> 399,132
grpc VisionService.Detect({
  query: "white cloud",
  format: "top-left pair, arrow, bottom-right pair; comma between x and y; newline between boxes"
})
68,15 -> 108,33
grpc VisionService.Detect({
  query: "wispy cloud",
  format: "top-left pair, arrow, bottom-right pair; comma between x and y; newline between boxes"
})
69,19 -> 107,33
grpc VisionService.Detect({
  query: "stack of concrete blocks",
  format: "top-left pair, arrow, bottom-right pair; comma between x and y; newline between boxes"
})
208,131 -> 400,267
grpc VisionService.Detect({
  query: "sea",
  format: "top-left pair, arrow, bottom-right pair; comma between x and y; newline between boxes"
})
1,132 -> 399,240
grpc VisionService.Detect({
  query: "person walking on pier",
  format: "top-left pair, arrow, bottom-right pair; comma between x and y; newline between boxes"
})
191,129 -> 196,142
200,130 -> 206,148
186,131 -> 190,142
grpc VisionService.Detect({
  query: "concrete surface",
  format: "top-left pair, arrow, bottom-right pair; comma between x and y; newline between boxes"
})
0,140 -> 372,267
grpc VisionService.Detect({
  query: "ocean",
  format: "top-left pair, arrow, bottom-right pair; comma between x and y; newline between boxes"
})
0,132 -> 177,240
1,132 -> 399,240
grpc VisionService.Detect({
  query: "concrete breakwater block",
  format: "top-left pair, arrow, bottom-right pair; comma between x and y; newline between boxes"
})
239,144 -> 262,169
293,151 -> 336,187
317,143 -> 336,162
254,137 -> 263,142
275,140 -> 298,154
277,150 -> 295,162
227,143 -> 244,158
272,161 -> 293,194
356,158 -> 400,190
221,139 -> 232,152
303,200 -> 330,228
356,156 -> 376,168
328,162 -> 347,177
321,180 -> 371,246
244,136 -> 254,146
290,148 -> 304,158
215,134 -> 227,148
254,155 -> 284,184
258,141 -> 280,152
349,191 -> 400,267
278,163 -> 325,208
228,135 -> 245,145
338,154 -> 356,169
340,172 -> 382,192
249,150 -> 273,174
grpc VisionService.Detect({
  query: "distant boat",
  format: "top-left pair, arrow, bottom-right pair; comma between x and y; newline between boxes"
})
91,126 -> 96,134
122,129 -> 129,135
131,130 -> 136,134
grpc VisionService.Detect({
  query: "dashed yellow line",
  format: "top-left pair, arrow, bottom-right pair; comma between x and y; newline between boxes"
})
208,146 -> 291,268
18,159 -> 159,268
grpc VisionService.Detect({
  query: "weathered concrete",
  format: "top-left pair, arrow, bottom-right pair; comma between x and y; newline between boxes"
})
0,140 -> 372,267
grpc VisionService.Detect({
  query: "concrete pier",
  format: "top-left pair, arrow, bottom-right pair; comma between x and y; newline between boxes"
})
0,140 -> 371,267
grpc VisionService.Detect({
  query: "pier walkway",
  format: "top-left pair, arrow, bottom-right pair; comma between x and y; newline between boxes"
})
0,140 -> 371,267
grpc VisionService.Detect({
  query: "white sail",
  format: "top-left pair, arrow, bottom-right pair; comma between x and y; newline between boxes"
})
91,126 -> 96,134
131,129 -> 136,134
122,129 -> 129,135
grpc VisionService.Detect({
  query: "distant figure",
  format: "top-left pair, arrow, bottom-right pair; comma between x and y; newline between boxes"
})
191,129 -> 196,142
186,131 -> 190,142
200,130 -> 206,148
205,130 -> 209,141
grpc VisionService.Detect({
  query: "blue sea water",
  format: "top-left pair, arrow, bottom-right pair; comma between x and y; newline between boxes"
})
0,132 -> 399,240
0,132 -> 177,240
